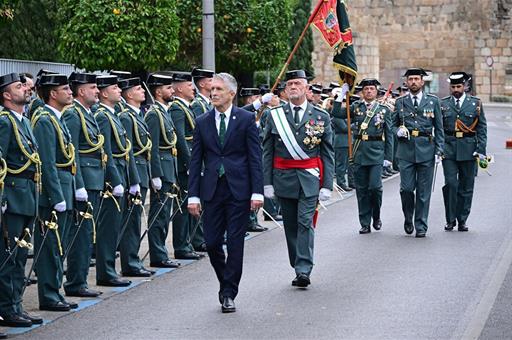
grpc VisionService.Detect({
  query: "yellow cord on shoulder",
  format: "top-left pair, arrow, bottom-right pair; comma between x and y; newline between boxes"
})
71,105 -> 105,154
172,100 -> 195,130
32,112 -> 75,167
155,106 -> 177,150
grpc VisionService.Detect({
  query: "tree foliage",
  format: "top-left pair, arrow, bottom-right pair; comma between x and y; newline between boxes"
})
288,0 -> 314,77
57,0 -> 181,72
0,0 -> 60,61
175,0 -> 292,79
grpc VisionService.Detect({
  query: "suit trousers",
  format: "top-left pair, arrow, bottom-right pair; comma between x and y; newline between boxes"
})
442,159 -> 477,225
399,159 -> 435,233
203,176 -> 250,300
278,191 -> 317,276
0,213 -> 34,317
353,163 -> 383,227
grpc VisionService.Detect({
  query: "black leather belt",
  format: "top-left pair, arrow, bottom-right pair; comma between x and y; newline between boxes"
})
444,130 -> 475,138
408,129 -> 431,137
6,171 -> 36,181
81,152 -> 102,159
58,166 -> 73,173
356,135 -> 383,141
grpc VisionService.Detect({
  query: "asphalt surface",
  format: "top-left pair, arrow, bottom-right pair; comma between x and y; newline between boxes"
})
6,104 -> 512,339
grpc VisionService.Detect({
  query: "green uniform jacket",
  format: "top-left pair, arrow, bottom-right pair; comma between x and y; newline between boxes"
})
32,107 -> 74,209
144,102 -> 177,184
191,94 -> 212,118
94,104 -> 138,188
331,115 -> 349,148
262,103 -> 335,199
392,93 -> 444,163
170,98 -> 195,173
62,100 -> 105,191
27,97 -> 44,119
0,110 -> 38,216
332,100 -> 393,165
120,106 -> 151,189
440,95 -> 487,161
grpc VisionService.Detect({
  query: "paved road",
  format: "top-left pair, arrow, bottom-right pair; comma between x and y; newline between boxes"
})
9,105 -> 512,339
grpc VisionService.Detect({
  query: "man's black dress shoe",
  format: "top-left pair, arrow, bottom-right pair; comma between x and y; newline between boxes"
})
404,222 -> 414,235
247,224 -> 268,232
96,278 -> 131,287
339,184 -> 353,192
66,288 -> 102,298
21,311 -> 43,325
221,297 -> 236,313
122,268 -> 153,277
264,214 -> 283,221
458,223 -> 469,232
0,314 -> 32,327
62,300 -> 78,309
24,277 -> 37,286
174,252 -> 202,260
150,260 -> 181,268
373,219 -> 382,231
194,243 -> 208,252
39,301 -> 71,312
142,267 -> 156,275
359,225 -> 371,234
445,221 -> 456,231
295,273 -> 311,288
415,232 -> 426,238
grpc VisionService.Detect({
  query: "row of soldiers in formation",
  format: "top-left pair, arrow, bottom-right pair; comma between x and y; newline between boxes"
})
0,66 -> 487,329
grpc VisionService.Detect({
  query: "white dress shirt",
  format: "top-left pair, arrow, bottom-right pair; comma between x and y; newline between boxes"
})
454,92 -> 466,107
45,104 -> 63,120
289,100 -> 308,123
409,91 -> 423,105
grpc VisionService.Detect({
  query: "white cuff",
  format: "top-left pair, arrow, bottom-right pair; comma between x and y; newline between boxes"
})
251,193 -> 264,202
188,196 -> 200,204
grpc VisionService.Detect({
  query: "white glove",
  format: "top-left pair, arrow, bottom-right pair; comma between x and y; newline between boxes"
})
1,202 -> 7,214
75,187 -> 88,202
129,184 -> 140,196
261,93 -> 273,104
383,160 -> 392,168
264,185 -> 275,199
54,200 -> 67,212
112,184 -> 124,197
435,154 -> 443,164
319,188 -> 331,202
151,177 -> 162,191
473,152 -> 486,160
397,126 -> 409,138
252,99 -> 262,110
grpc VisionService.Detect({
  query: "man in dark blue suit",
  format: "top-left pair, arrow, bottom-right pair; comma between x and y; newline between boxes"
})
188,73 -> 263,313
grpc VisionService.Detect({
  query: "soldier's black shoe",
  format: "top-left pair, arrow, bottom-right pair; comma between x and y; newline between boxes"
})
0,332 -> 7,339
359,225 -> 371,234
62,300 -> 78,309
458,223 -> 469,232
404,222 -> 414,235
221,297 -> 236,313
415,232 -> 426,238
174,252 -> 202,260
122,268 -> 153,277
444,221 -> 456,231
194,243 -> 208,252
247,224 -> 268,232
150,260 -> 181,268
21,311 -> 43,325
39,301 -> 71,312
339,184 -> 353,192
0,314 -> 32,327
96,278 -> 131,287
295,273 -> 311,288
373,219 -> 382,231
65,288 -> 102,298
264,214 -> 283,221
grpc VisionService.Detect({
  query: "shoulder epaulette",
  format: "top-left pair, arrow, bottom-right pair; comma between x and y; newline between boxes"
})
441,96 -> 451,100
312,106 -> 329,115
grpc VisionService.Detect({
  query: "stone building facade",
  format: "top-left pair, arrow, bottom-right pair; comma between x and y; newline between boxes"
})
312,0 -> 512,100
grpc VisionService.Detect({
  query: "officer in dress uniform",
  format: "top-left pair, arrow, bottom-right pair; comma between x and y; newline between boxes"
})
109,70 -> 132,113
392,68 -> 444,238
26,69 -> 57,120
118,77 -> 155,277
0,73 -> 43,326
61,72 -> 104,298
441,72 -> 487,232
94,75 -> 137,287
332,79 -> 393,233
169,72 -> 204,260
263,70 -> 334,288
31,74 -> 78,311
144,74 -> 181,268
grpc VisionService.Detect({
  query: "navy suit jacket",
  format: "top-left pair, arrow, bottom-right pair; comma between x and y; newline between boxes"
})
188,106 -> 263,202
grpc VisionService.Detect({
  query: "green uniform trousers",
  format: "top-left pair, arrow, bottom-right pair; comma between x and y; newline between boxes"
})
0,213 -> 34,317
172,171 -> 194,256
96,194 -> 125,282
147,182 -> 173,263
353,163 -> 383,227
64,191 -> 100,294
35,208 -> 72,306
120,188 -> 147,273
335,147 -> 350,187
279,191 -> 317,276
399,159 -> 435,233
442,159 -> 477,225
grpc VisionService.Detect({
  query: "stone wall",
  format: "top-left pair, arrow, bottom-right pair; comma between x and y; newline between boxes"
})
312,0 -> 512,100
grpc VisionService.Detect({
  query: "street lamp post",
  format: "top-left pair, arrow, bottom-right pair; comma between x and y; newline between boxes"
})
202,0 -> 215,71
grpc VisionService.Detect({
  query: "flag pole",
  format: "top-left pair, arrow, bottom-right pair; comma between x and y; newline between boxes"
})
346,93 -> 353,158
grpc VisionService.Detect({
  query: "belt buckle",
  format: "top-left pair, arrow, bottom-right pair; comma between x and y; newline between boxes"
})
362,135 -> 369,141
412,130 -> 419,137
456,131 -> 463,138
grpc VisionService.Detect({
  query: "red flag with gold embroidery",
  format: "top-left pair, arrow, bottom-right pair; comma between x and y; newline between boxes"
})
310,0 -> 345,48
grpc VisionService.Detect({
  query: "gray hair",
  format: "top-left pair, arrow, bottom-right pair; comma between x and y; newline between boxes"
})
213,73 -> 238,93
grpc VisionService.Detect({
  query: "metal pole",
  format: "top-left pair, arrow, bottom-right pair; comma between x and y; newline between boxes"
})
489,68 -> 493,101
202,0 -> 215,71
